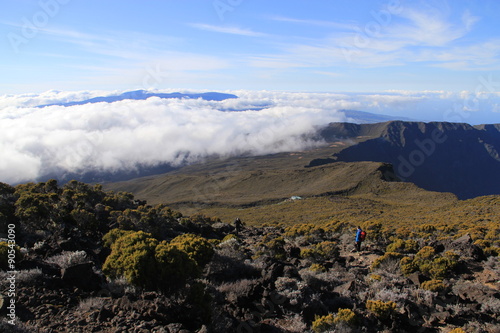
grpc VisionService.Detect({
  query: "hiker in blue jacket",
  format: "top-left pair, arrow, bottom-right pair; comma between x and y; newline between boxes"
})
355,226 -> 366,252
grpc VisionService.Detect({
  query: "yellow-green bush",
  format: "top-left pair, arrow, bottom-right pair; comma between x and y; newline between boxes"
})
423,256 -> 457,280
371,252 -> 403,270
102,229 -> 134,248
333,308 -> 357,326
421,251 -> 458,280
362,221 -> 384,240
311,313 -> 334,333
155,241 -> 200,291
169,234 -> 214,267
421,279 -> 446,292
311,309 -> 357,332
102,231 -> 205,292
221,234 -> 238,243
255,235 -> 286,260
414,246 -> 435,261
448,328 -> 466,333
483,246 -> 499,257
323,220 -> 350,234
419,224 -> 436,233
309,263 -> 327,273
315,241 -> 340,259
301,241 -> 339,261
366,300 -> 396,319
285,223 -> 324,238
102,231 -> 159,288
400,256 -> 418,275
386,238 -> 419,254
70,208 -> 98,231
403,247 -> 458,279
475,238 -> 500,256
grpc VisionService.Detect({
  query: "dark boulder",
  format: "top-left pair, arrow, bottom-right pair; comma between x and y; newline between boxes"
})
447,234 -> 485,261
62,262 -> 101,291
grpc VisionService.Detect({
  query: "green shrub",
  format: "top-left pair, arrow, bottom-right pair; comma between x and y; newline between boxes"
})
71,208 -> 98,231
285,223 -> 324,238
371,252 -> 403,270
312,313 -> 334,333
103,231 -> 204,292
301,241 -> 339,261
312,309 -> 357,332
102,231 -> 158,288
386,239 -> 418,254
424,257 -> 457,280
400,256 -> 418,275
323,220 -> 350,234
400,247 -> 458,279
102,229 -> 134,248
300,248 -> 316,259
186,281 -> 212,322
414,246 -> 435,261
362,221 -> 383,240
256,235 -> 287,260
221,234 -> 239,243
421,279 -> 446,292
419,224 -> 436,233
309,263 -> 327,273
315,241 -> 340,259
155,241 -> 200,291
334,308 -> 357,326
366,300 -> 396,319
169,234 -> 214,267
484,246 -> 499,257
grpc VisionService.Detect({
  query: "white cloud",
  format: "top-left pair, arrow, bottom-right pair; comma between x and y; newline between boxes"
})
0,90 -> 347,184
1,89 -> 499,184
270,16 -> 356,30
189,23 -> 266,37
252,6 -> 496,71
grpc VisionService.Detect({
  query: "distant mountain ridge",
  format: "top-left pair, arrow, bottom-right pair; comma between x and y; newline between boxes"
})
315,121 -> 500,199
340,110 -> 414,123
37,90 -> 238,107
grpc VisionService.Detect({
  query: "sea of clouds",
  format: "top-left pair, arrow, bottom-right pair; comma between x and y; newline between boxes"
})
1,89 -> 499,184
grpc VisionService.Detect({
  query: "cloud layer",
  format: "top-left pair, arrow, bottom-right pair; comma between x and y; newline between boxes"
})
1,89 -> 499,184
0,90 -> 345,184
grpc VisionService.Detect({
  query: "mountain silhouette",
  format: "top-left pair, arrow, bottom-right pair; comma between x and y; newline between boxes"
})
37,90 -> 238,107
314,121 -> 500,199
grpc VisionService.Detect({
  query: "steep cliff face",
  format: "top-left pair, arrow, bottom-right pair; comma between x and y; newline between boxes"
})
316,121 -> 500,199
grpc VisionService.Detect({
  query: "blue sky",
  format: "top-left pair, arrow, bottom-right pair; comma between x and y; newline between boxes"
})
1,0 -> 500,94
1,0 -> 500,183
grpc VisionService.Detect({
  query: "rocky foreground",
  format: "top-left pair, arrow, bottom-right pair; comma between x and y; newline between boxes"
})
1,217 -> 499,333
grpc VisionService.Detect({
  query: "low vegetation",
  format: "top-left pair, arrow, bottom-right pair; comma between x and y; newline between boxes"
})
0,179 -> 498,332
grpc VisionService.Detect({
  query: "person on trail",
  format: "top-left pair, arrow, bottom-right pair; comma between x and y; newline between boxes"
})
234,217 -> 243,236
355,226 -> 366,252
